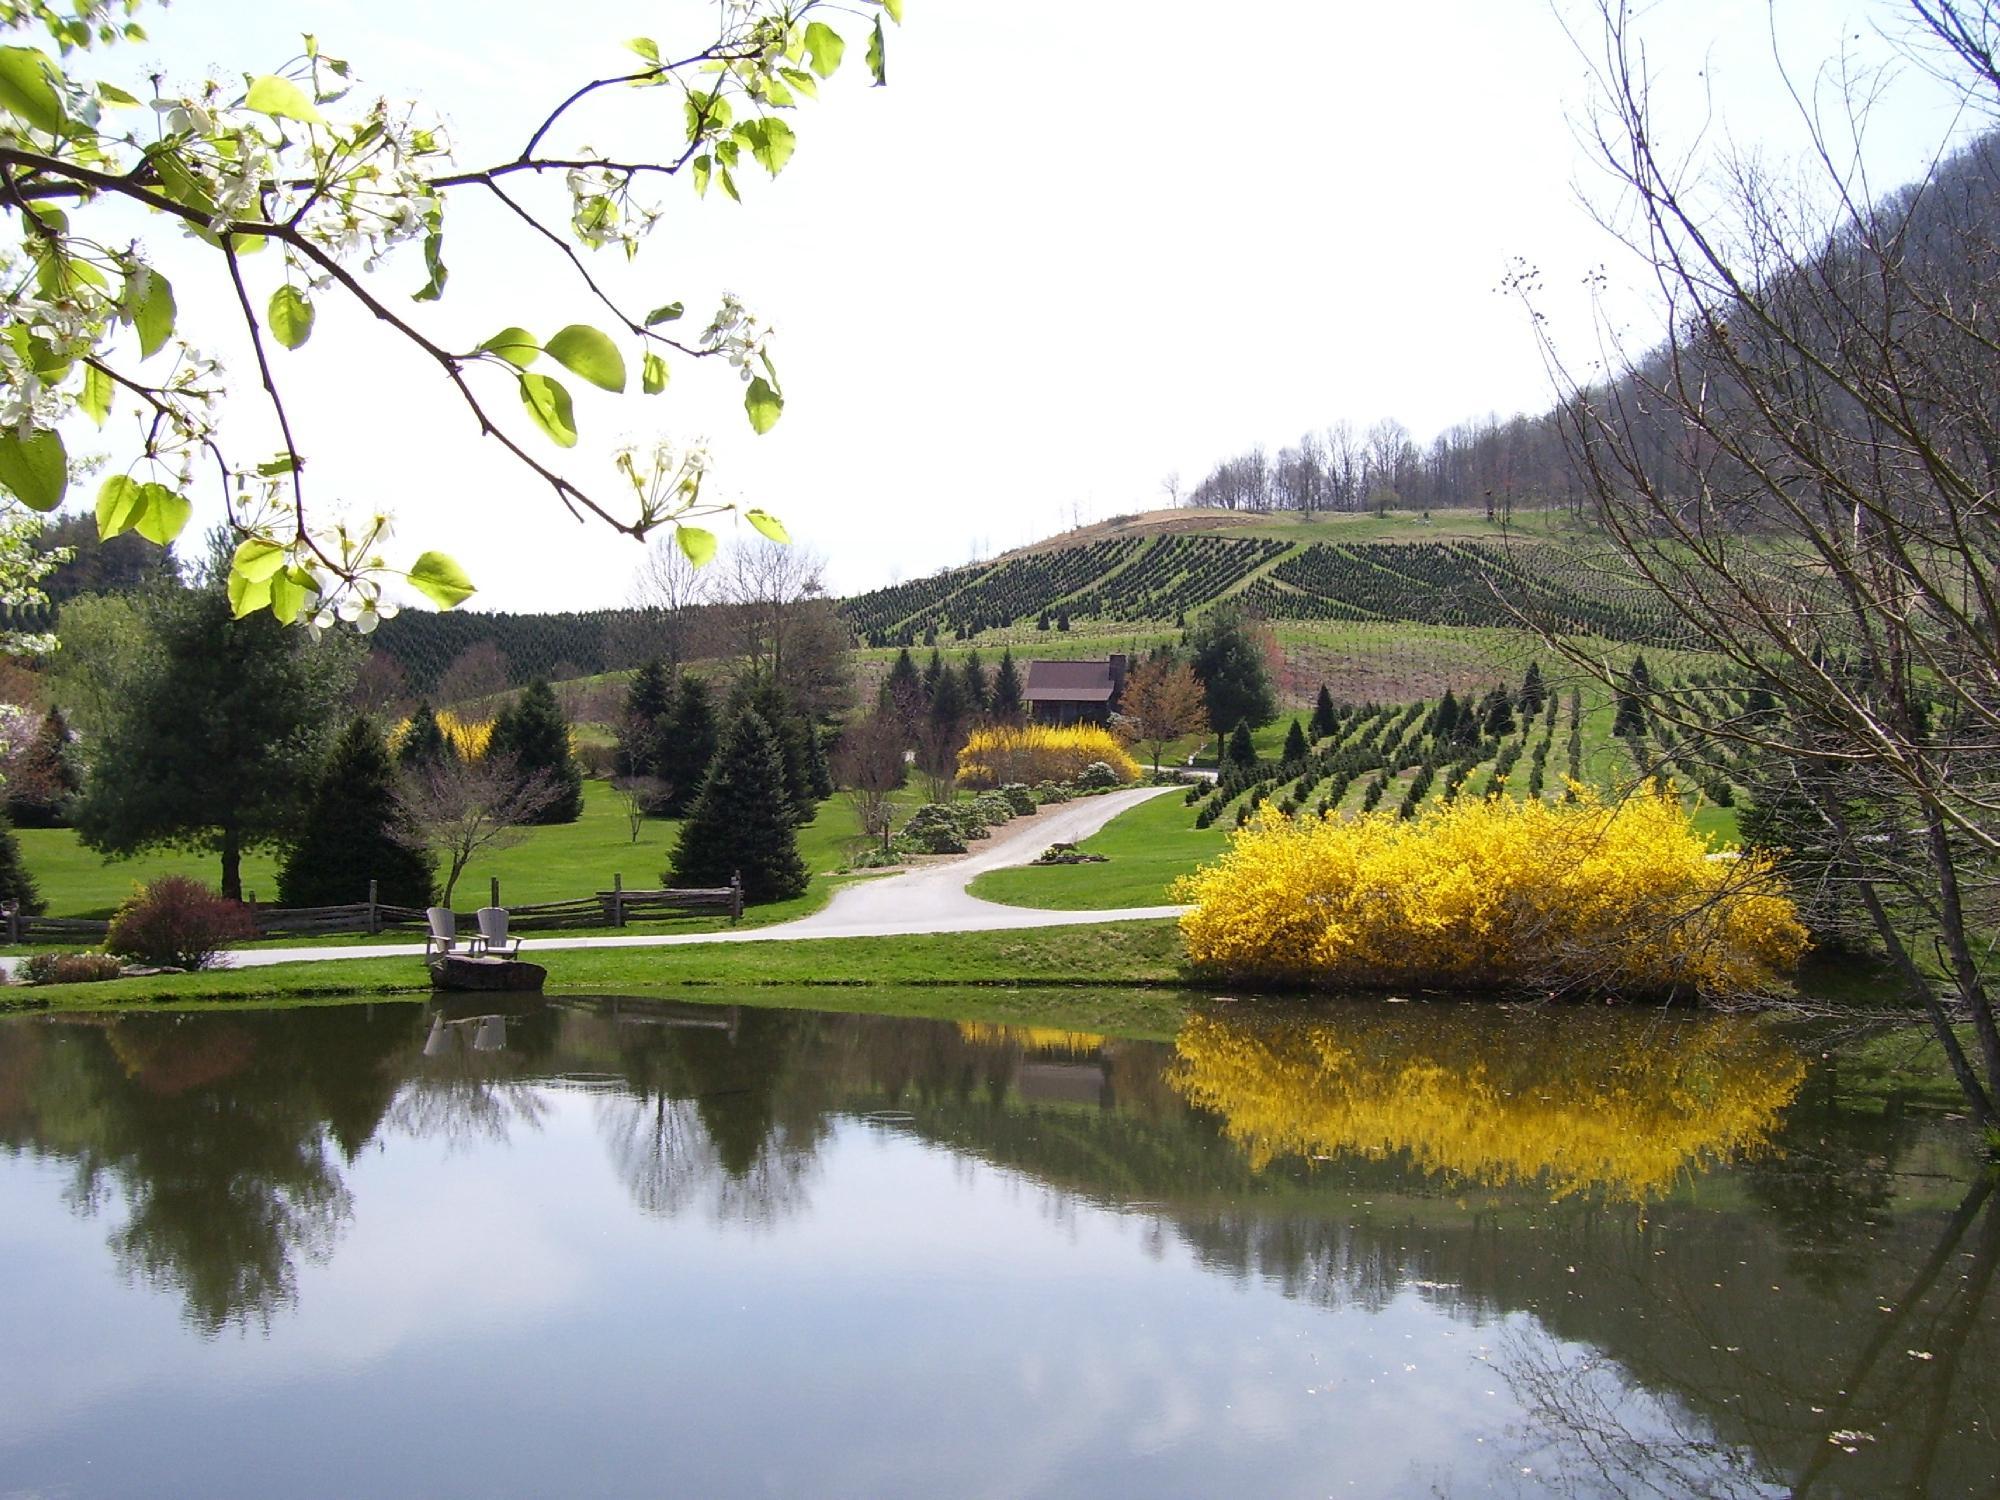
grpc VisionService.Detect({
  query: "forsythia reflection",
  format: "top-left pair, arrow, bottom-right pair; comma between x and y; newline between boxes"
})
955,1023 -> 1109,1058
1168,1008 -> 1807,1201
1174,787 -> 1808,996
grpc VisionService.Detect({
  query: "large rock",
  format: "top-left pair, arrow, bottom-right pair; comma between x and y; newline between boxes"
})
427,954 -> 546,992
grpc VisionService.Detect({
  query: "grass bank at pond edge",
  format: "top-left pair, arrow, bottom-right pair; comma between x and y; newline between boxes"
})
4,919 -> 1191,1010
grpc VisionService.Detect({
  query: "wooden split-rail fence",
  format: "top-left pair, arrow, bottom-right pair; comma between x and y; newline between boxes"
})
1,873 -> 742,945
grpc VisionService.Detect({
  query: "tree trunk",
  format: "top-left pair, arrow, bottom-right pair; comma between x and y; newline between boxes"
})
219,823 -> 242,903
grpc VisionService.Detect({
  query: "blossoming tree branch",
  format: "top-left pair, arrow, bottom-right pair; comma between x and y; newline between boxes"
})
0,0 -> 901,630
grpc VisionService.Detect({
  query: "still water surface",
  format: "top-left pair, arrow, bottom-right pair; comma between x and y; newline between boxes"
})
0,996 -> 1992,1498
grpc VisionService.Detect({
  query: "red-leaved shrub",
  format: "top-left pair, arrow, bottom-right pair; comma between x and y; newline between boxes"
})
105,876 -> 257,969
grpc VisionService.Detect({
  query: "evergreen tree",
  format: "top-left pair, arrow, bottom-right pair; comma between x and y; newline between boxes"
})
657,674 -> 719,816
991,648 -> 1024,722
0,812 -> 43,915
278,716 -> 436,908
668,709 -> 809,903
615,659 -> 673,777
884,647 -> 921,709
928,663 -> 967,733
734,676 -> 820,823
1744,683 -> 1779,724
1187,602 -> 1278,755
920,647 -> 945,703
1308,684 -> 1337,742
487,679 -> 583,824
396,701 -> 452,773
6,706 -> 80,827
1431,690 -> 1461,742
1226,720 -> 1258,770
1613,654 -> 1652,737
1282,718 -> 1309,764
73,555 -> 356,900
960,649 -> 989,713
1483,685 -> 1515,739
806,721 -> 835,802
1518,661 -> 1547,718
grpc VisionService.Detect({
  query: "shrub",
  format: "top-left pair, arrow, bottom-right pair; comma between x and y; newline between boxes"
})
957,724 -> 1140,789
899,803 -> 968,854
1174,787 -> 1807,998
105,876 -> 258,969
998,783 -> 1037,816
1075,760 -> 1122,791
19,951 -> 125,984
971,792 -> 1016,826
1032,781 -> 1073,804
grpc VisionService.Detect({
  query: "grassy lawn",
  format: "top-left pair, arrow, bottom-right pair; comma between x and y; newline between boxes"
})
13,777 -> 919,923
2,917 -> 1192,1009
969,791 -> 1227,910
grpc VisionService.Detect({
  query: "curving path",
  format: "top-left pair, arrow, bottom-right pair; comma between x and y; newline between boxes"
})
216,785 -> 1191,969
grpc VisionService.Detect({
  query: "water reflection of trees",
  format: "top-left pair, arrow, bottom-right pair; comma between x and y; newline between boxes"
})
1168,1007 -> 1807,1201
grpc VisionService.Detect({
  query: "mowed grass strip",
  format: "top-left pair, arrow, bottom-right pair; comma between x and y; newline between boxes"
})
969,792 -> 1227,911
3,918 -> 1191,1009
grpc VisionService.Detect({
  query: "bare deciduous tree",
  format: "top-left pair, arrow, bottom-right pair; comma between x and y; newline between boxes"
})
398,755 -> 563,904
1119,655 -> 1210,773
833,710 -> 907,854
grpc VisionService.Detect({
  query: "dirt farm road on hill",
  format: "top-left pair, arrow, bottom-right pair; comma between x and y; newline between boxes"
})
220,784 -> 1190,969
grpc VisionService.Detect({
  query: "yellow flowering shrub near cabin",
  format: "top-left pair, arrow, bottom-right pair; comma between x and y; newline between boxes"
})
1168,1008 -> 1806,1202
957,724 -> 1141,788
1173,786 -> 1807,997
390,709 -> 495,762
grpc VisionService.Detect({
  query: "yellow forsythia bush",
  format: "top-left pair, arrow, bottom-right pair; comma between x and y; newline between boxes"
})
1174,787 -> 1808,997
957,723 -> 1141,788
390,709 -> 495,762
1168,1008 -> 1806,1201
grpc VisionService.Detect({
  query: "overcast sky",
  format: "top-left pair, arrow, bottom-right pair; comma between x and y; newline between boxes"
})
77,0 -> 1981,608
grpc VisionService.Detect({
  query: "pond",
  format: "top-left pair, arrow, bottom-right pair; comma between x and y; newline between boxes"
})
0,996 -> 1992,1498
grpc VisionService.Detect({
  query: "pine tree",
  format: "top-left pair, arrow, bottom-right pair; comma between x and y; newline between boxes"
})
1282,718 -> 1309,764
1431,690 -> 1461,742
1613,655 -> 1651,737
0,812 -> 43,915
1483,685 -> 1515,739
668,709 -> 809,903
6,706 -> 80,827
920,647 -> 945,703
616,658 -> 673,776
397,701 -> 453,773
1227,720 -> 1258,770
734,676 -> 820,823
278,716 -> 436,908
806,721 -> 834,801
884,647 -> 921,709
991,648 -> 1024,722
1518,661 -> 1546,718
487,679 -> 583,824
1308,684 -> 1337,742
657,674 -> 719,816
960,649 -> 989,713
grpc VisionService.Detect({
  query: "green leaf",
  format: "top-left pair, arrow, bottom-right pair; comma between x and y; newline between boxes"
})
245,74 -> 327,127
97,81 -> 141,107
518,373 -> 578,447
79,363 -> 113,427
544,323 -> 626,393
0,47 -> 64,134
232,537 -> 287,582
803,21 -> 845,78
143,145 -> 217,218
131,268 -> 176,359
412,230 -> 447,302
880,0 -> 904,22
867,18 -> 886,85
132,483 -> 190,545
96,475 -> 143,538
779,67 -> 819,100
675,525 -> 717,567
0,428 -> 66,512
692,154 -> 712,198
627,36 -> 660,63
743,508 -> 791,544
641,351 -> 668,395
408,550 -> 477,609
739,117 -> 796,176
267,284 -> 314,350
744,375 -> 783,434
644,301 -> 684,326
267,566 -> 312,625
479,327 -> 539,369
227,567 -> 273,618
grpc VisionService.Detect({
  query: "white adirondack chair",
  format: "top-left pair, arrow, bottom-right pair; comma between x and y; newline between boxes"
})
476,906 -> 521,958
426,906 -> 484,958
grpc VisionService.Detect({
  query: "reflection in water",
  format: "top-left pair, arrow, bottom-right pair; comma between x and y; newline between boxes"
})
0,997 -> 1994,1496
1168,1007 -> 1807,1200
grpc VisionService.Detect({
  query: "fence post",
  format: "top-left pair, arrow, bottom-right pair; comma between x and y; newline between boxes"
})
730,871 -> 742,924
367,878 -> 380,935
613,872 -> 625,928
490,876 -> 500,911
